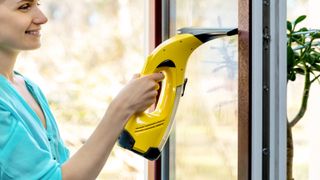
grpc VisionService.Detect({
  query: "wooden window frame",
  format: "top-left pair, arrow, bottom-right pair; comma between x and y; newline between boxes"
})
147,0 -> 175,179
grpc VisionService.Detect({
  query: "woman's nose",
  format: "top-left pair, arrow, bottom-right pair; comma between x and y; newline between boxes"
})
32,8 -> 48,25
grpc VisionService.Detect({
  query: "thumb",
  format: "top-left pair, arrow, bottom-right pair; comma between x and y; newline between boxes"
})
150,72 -> 165,82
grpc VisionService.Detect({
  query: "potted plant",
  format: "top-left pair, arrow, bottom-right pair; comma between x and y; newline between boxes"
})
287,15 -> 320,180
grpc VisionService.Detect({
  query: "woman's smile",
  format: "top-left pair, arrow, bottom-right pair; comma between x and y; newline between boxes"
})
25,29 -> 41,37
0,0 -> 47,50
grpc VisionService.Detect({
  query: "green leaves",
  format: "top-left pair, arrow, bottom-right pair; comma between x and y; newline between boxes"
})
294,15 -> 306,26
287,15 -> 320,82
287,21 -> 293,32
287,46 -> 294,68
287,15 -> 306,33
311,31 -> 320,39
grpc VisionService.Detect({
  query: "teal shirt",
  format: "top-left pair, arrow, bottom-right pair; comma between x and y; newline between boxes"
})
0,73 -> 69,179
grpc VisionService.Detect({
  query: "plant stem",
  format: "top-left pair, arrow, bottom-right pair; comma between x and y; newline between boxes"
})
310,73 -> 320,83
289,69 -> 311,127
287,120 -> 294,180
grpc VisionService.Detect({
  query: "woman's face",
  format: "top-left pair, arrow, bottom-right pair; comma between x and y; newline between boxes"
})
0,0 -> 48,52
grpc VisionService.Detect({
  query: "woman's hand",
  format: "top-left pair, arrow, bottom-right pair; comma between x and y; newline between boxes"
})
62,72 -> 164,180
111,72 -> 164,118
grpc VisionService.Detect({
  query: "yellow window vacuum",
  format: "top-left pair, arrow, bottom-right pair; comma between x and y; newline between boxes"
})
118,28 -> 238,160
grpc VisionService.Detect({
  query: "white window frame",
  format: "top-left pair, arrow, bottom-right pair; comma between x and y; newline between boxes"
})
251,0 -> 286,179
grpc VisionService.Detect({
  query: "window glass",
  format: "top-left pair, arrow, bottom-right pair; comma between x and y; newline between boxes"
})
175,0 -> 238,179
17,0 -> 145,179
287,0 -> 320,179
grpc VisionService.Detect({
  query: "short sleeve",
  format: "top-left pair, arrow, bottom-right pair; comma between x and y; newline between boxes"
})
0,109 -> 63,180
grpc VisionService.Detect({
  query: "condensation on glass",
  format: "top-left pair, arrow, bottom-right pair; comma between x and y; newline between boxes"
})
174,0 -> 238,179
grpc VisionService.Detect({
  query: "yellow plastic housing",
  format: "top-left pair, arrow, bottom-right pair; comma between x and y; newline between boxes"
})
118,34 -> 203,160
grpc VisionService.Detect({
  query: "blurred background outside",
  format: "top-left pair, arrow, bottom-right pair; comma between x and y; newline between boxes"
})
16,0 -> 239,179
287,0 -> 320,179
18,0 -> 146,179
175,0 -> 238,179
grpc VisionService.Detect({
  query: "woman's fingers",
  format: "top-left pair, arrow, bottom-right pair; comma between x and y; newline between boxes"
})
148,72 -> 164,82
154,83 -> 160,90
115,72 -> 165,114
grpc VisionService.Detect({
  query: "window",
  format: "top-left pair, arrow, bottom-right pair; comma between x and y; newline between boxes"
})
174,0 -> 238,179
15,0 -> 291,179
287,0 -> 320,179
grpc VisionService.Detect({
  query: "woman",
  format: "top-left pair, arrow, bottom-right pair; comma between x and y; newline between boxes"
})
0,0 -> 163,179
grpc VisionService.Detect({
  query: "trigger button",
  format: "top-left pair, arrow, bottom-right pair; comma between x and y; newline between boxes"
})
181,78 -> 188,97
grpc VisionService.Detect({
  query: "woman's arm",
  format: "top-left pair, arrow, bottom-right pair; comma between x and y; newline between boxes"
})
61,73 -> 164,180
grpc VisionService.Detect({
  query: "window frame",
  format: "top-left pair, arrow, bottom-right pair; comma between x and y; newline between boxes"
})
146,0 -> 176,179
146,0 -> 287,179
239,0 -> 287,179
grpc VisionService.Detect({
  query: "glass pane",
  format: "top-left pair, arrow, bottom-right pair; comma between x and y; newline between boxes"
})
287,0 -> 320,179
175,0 -> 238,179
16,0 -> 145,179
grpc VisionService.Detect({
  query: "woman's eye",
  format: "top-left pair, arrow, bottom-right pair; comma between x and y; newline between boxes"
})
19,3 -> 31,10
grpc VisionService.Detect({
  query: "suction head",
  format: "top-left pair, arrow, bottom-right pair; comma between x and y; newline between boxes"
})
177,27 -> 238,43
